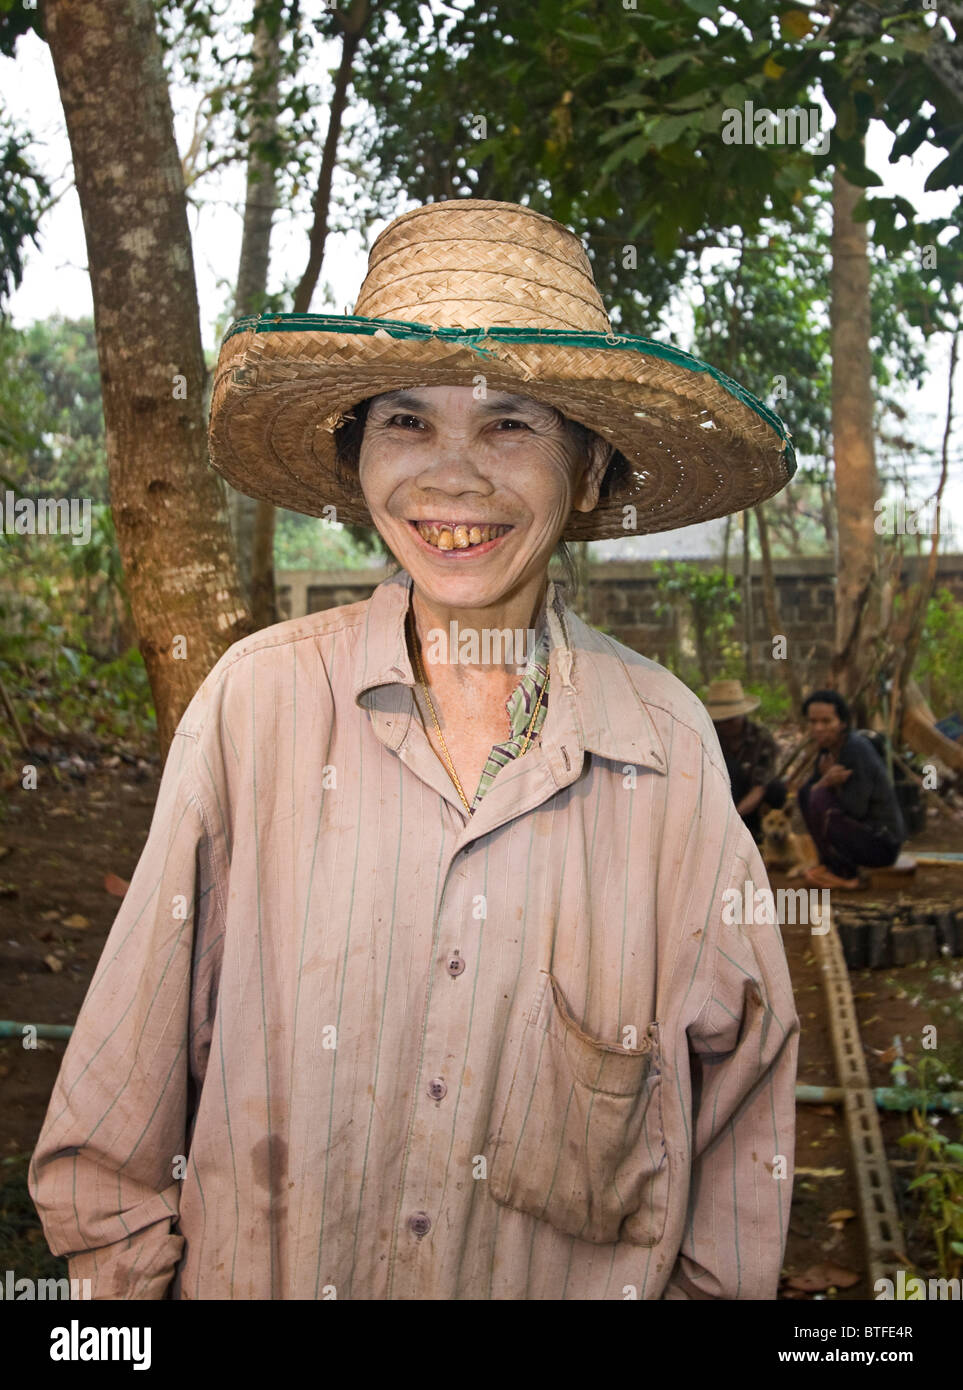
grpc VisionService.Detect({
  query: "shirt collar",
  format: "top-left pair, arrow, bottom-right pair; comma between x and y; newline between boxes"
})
351,568 -> 667,775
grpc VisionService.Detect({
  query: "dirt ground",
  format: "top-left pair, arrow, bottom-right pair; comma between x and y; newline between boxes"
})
774,824 -> 963,1301
1,757 -> 961,1296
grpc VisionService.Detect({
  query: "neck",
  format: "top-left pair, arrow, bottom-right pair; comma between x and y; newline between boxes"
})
408,574 -> 549,685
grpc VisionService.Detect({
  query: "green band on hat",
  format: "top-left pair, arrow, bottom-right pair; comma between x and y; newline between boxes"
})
224,312 -> 795,463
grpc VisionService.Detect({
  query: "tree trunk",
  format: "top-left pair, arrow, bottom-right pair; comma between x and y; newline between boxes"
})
890,328 -> 958,741
901,679 -> 963,779
231,5 -> 282,629
45,0 -> 253,757
291,0 -> 370,314
818,475 -> 835,553
754,502 -> 804,713
829,163 -> 882,720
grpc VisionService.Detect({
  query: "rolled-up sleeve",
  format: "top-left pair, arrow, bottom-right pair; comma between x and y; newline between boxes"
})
665,830 -> 800,1300
28,695 -> 227,1300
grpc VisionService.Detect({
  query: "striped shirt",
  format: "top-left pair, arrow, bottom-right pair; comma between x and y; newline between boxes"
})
29,568 -> 799,1300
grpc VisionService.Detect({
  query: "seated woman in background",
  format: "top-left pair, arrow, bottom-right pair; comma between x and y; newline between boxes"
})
798,689 -> 906,890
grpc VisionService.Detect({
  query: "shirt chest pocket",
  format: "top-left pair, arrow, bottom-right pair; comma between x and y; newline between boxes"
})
486,971 -> 669,1246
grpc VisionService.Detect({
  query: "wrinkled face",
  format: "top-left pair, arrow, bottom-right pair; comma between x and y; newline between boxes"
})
807,701 -> 846,749
357,384 -> 609,613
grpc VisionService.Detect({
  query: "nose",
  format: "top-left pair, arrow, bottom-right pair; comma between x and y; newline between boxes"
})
414,431 -> 496,500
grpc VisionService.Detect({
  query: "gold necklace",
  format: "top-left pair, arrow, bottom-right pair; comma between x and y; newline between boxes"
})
407,608 -> 547,813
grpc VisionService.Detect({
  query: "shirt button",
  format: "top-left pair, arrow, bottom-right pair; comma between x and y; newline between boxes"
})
446,952 -> 466,977
427,1077 -> 447,1101
408,1211 -> 431,1237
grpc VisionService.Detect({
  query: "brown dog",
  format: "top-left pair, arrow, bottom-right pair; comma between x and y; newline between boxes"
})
760,805 -> 814,879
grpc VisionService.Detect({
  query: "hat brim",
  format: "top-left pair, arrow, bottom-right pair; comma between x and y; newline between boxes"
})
707,697 -> 761,719
208,314 -> 796,542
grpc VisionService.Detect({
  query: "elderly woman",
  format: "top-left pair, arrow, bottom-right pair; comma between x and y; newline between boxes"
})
31,200 -> 799,1302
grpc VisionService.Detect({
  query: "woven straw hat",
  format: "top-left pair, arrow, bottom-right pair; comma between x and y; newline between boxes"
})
704,679 -> 761,721
209,199 -> 795,541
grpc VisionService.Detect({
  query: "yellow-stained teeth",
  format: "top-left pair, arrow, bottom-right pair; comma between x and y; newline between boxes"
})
414,521 -> 511,549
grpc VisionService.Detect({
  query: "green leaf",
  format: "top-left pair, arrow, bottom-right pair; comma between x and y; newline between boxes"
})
597,117 -> 648,148
925,134 -> 963,193
898,30 -> 935,55
664,92 -> 712,113
600,133 -> 652,174
891,116 -> 931,163
648,114 -> 697,149
649,52 -> 693,79
604,94 -> 655,112
556,28 -> 607,50
841,164 -> 884,189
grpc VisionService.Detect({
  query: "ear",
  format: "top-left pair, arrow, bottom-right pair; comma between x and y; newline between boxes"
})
572,436 -> 615,514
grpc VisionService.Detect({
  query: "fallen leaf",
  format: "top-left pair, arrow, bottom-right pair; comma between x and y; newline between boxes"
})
104,873 -> 129,898
43,953 -> 64,973
795,1166 -> 845,1177
48,807 -> 73,817
61,914 -> 90,929
812,1105 -> 836,1117
785,1262 -> 860,1292
39,910 -> 61,922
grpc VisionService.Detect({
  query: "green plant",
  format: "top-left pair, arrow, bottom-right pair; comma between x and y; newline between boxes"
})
897,1061 -> 963,1282
652,561 -> 742,686
743,679 -> 793,724
914,588 -> 963,716
273,510 -> 387,571
888,967 -> 963,1282
0,526 -> 155,770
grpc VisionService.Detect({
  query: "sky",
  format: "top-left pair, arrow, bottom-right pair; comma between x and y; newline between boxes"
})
2,14 -> 960,557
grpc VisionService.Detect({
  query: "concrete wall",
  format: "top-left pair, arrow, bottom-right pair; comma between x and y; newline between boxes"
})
277,554 -> 963,687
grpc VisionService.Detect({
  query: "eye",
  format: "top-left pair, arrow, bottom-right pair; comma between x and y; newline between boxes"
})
386,413 -> 424,429
494,417 -> 531,431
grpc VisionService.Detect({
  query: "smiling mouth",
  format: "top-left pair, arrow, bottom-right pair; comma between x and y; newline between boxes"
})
409,521 -> 513,551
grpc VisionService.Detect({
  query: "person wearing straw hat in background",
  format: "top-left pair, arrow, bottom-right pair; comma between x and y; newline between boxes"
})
703,678 -> 788,843
31,200 -> 800,1301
